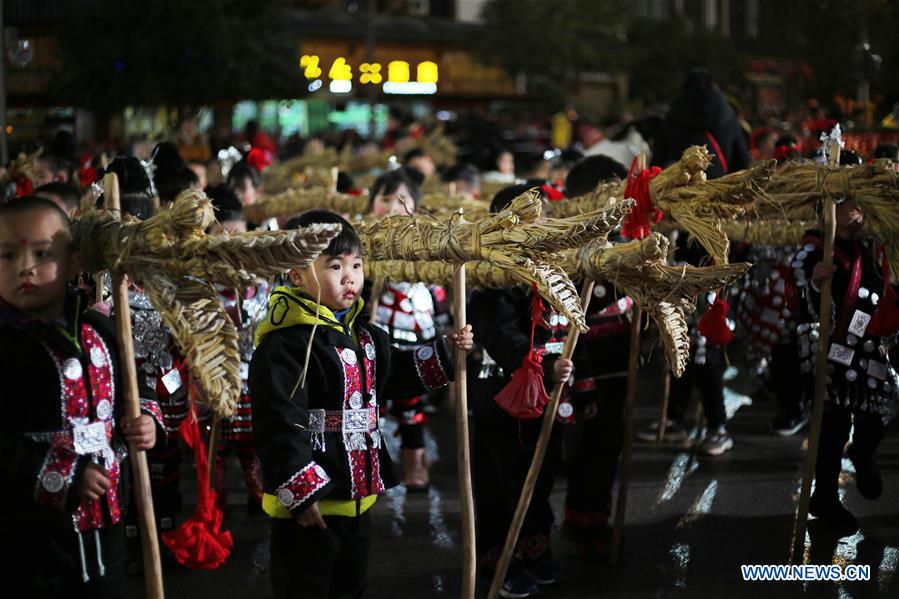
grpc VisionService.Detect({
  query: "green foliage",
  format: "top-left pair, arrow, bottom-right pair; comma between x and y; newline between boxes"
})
49,0 -> 303,110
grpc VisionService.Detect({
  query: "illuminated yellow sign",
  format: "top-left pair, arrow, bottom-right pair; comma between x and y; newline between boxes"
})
299,55 -> 438,94
329,57 -> 353,81
417,61 -> 438,84
360,62 -> 382,84
299,55 -> 322,79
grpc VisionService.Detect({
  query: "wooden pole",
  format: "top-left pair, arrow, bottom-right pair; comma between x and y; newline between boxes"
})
206,416 -> 221,491
609,305 -> 643,564
487,280 -> 595,599
453,261 -> 476,599
790,139 -> 841,563
610,153 -> 648,564
105,173 -> 165,598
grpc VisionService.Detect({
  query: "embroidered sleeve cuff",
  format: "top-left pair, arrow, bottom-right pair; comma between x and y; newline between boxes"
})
140,398 -> 166,434
276,462 -> 331,514
35,448 -> 80,511
413,339 -> 451,390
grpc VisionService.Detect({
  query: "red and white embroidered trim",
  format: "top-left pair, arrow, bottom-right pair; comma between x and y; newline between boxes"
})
275,462 -> 330,511
139,397 -> 165,432
413,341 -> 448,390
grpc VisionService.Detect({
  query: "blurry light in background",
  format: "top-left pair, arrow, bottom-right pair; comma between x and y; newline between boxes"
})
308,79 -> 323,92
329,80 -> 352,94
383,82 -> 436,95
436,111 -> 454,121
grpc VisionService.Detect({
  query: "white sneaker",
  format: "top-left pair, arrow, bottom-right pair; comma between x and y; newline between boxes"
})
700,429 -> 734,456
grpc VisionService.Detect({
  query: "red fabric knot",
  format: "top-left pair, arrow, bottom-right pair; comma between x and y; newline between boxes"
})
621,157 -> 662,241
494,285 -> 551,419
540,182 -> 565,201
868,244 -> 899,338
246,147 -> 272,173
698,296 -> 735,347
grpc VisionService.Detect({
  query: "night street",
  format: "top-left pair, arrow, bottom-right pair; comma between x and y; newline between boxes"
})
130,352 -> 899,598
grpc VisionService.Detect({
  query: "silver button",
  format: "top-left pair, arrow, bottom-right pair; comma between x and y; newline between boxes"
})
416,346 -> 434,361
63,358 -> 82,381
341,348 -> 357,365
89,347 -> 107,368
365,344 -> 376,360
96,399 -> 112,421
277,488 -> 295,506
349,392 -> 363,409
42,471 -> 65,493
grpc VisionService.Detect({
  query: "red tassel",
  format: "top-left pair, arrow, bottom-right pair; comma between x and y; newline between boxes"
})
162,412 -> 233,570
494,286 -> 550,418
868,247 -> 899,338
698,297 -> 735,347
621,158 -> 663,241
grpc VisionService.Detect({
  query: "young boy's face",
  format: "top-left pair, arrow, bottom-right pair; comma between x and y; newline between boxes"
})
291,252 -> 364,312
835,198 -> 864,240
0,208 -> 76,320
371,183 -> 415,217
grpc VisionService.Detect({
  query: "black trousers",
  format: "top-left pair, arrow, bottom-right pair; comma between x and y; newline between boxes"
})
3,519 -> 125,599
668,345 -> 727,430
564,379 -> 626,536
270,512 -> 371,599
771,341 -> 808,418
814,405 -> 886,500
471,398 -> 560,563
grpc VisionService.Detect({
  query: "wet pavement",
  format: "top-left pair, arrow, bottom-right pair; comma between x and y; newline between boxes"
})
129,352 -> 899,598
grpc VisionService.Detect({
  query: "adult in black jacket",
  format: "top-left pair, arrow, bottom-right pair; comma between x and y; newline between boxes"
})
652,68 -> 750,179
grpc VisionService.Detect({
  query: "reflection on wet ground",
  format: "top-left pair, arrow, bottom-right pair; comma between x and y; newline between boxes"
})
129,355 -> 898,598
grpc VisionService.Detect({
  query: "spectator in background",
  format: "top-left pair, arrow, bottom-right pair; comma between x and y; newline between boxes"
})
228,162 -> 262,207
442,163 -> 481,200
652,68 -> 750,179
34,181 -> 81,218
187,160 -> 209,189
873,143 -> 899,168
483,149 -> 516,184
32,153 -> 73,186
403,148 -> 436,181
176,115 -> 211,163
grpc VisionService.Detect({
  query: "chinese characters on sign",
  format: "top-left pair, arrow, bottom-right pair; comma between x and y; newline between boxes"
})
299,56 -> 438,95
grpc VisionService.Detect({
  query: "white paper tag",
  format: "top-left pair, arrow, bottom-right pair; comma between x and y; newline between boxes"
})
240,361 -> 249,381
828,343 -> 855,367
848,310 -> 871,338
73,422 -> 109,455
161,368 -> 183,395
543,341 -> 565,355
867,360 -> 888,381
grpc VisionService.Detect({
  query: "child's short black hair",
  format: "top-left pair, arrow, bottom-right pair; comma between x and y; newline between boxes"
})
208,183 -> 244,223
102,156 -> 155,219
0,196 -> 72,240
368,169 -> 421,213
490,183 -> 546,214
36,152 -> 74,179
442,163 -> 480,189
286,210 -> 363,258
403,148 -> 426,163
34,181 -> 81,213
227,162 -> 261,191
336,171 -> 355,194
564,155 -> 628,198
157,166 -> 199,205
874,143 -> 899,162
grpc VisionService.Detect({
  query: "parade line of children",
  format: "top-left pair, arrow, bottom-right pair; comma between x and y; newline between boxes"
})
1,118 -> 897,599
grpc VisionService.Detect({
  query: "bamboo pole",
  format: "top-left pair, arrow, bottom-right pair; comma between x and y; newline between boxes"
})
105,173 -> 165,598
453,261 -> 476,599
487,280 -> 595,599
609,305 -> 643,565
791,139 -> 841,563
656,230 -> 678,446
610,153 -> 648,564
